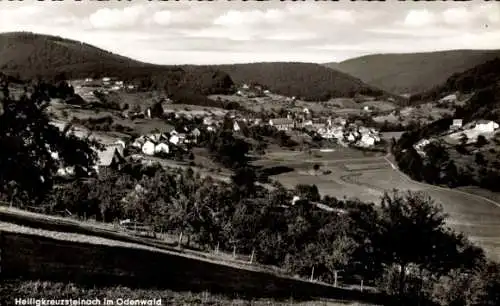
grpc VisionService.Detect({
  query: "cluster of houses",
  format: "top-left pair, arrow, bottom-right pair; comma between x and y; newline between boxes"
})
414,119 -> 500,156
129,127 -> 201,156
70,77 -> 137,103
267,114 -> 381,148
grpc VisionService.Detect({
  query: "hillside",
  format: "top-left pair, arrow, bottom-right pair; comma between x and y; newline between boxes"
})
393,58 -> 500,193
210,62 -> 388,102
325,50 -> 500,94
0,32 -> 387,103
0,32 -> 234,97
413,57 -> 500,122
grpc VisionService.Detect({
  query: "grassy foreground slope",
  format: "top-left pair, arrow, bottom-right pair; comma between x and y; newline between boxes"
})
325,50 -> 500,94
1,280 -> 379,306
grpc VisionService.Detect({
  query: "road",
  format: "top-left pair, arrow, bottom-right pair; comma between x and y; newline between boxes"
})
268,149 -> 500,262
381,154 -> 500,261
383,155 -> 500,209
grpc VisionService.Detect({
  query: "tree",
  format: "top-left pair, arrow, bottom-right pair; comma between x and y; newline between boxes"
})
459,133 -> 468,146
376,190 -> 484,298
0,83 -> 98,205
231,167 -> 257,198
476,135 -> 489,147
294,184 -> 321,202
475,152 -> 487,166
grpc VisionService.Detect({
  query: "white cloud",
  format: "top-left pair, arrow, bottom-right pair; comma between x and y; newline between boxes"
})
88,6 -> 147,29
321,10 -> 356,24
442,8 -> 473,25
152,11 -> 172,26
213,9 -> 284,27
181,27 -> 254,41
404,9 -> 436,27
0,1 -> 499,65
367,27 -> 459,38
263,31 -> 318,41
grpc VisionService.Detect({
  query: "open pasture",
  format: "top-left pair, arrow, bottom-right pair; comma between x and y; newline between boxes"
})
342,162 -> 390,172
262,148 -> 500,262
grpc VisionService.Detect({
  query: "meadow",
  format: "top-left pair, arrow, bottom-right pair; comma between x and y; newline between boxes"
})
258,147 -> 500,262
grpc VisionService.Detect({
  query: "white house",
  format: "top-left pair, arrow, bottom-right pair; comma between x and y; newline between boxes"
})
142,141 -> 155,156
102,77 -> 111,82
451,119 -> 463,130
474,120 -> 499,133
360,134 -> 376,147
169,134 -> 180,145
363,106 -> 371,112
269,118 -> 295,131
439,94 -> 457,104
114,139 -> 127,149
203,117 -> 214,126
132,136 -> 147,149
191,128 -> 201,138
56,166 -> 75,178
233,121 -> 241,132
346,133 -> 356,142
414,139 -> 431,156
154,143 -> 169,154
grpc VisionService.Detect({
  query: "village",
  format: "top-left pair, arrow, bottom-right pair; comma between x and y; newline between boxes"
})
56,78 -> 387,179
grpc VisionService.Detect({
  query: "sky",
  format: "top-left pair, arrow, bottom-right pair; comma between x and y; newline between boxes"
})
0,0 -> 499,65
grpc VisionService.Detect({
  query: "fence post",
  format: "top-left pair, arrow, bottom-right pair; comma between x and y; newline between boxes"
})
215,242 -> 219,254
334,270 -> 338,287
0,231 -> 3,278
360,279 -> 364,292
310,267 -> 314,282
232,246 -> 236,258
249,249 -> 255,264
178,232 -> 183,247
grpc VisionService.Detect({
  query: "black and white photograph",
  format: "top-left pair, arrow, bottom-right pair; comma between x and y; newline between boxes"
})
0,0 -> 499,305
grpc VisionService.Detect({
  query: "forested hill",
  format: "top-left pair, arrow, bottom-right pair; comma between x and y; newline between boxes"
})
412,57 -> 500,123
211,62 -> 388,101
325,49 -> 500,95
0,32 -> 234,96
0,32 -> 387,102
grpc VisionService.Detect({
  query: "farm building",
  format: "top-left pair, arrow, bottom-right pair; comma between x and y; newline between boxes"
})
142,141 -> 155,156
474,120 -> 499,133
96,145 -> 125,175
439,94 -> 457,103
269,118 -> 295,131
450,119 -> 463,130
154,143 -> 169,154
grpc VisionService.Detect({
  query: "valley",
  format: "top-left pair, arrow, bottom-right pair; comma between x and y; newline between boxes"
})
0,29 -> 499,306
